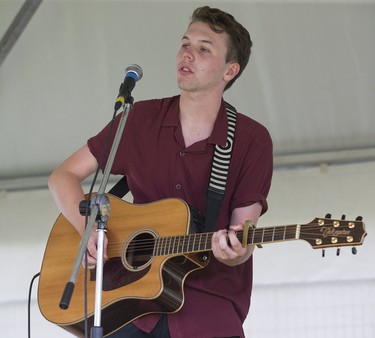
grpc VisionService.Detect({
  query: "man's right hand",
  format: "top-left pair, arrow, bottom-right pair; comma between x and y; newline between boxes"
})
82,229 -> 109,269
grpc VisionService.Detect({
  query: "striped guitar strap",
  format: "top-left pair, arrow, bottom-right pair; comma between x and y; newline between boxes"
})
203,101 -> 237,232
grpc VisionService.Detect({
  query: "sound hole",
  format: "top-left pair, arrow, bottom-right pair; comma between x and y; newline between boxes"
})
123,231 -> 155,270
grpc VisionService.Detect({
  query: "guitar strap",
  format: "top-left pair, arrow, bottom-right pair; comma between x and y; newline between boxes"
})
108,175 -> 129,197
203,101 -> 236,232
108,101 -> 237,233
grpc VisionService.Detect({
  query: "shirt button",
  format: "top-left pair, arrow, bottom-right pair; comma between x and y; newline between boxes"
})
175,184 -> 182,190
179,151 -> 185,157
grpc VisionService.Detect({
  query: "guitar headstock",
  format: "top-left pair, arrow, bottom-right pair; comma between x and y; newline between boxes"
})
300,215 -> 367,250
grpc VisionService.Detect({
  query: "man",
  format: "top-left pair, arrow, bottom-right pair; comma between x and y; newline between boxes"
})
49,6 -> 273,338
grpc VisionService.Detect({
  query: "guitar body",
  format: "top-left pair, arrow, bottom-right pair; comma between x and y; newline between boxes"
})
38,196 -> 209,337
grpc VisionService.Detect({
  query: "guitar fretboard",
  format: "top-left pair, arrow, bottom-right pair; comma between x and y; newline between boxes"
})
153,225 -> 299,256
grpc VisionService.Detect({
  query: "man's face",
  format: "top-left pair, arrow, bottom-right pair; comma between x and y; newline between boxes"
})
176,21 -> 234,95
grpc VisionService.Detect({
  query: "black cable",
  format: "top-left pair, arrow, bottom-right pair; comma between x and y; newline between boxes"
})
28,272 -> 40,338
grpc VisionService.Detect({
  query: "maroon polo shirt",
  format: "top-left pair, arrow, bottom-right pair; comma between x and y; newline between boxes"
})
88,95 -> 273,338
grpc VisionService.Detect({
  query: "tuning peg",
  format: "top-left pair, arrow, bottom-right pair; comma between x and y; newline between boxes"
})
325,213 -> 332,219
322,249 -> 325,257
356,216 -> 363,221
336,248 -> 340,256
352,247 -> 357,255
341,215 -> 346,220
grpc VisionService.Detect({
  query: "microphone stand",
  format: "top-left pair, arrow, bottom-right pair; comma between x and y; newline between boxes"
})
59,96 -> 134,338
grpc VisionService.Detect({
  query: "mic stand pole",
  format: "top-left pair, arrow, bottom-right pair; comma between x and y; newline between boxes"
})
59,97 -> 134,338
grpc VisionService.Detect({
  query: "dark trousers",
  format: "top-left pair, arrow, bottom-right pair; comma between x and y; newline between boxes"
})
108,315 -> 170,338
108,314 -> 241,338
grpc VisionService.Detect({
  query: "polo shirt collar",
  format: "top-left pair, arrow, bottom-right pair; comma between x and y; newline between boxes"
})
208,100 -> 228,147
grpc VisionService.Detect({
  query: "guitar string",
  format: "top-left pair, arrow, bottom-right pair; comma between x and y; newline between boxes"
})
108,225 -> 359,249
104,224 -> 360,254
105,224 -> 358,252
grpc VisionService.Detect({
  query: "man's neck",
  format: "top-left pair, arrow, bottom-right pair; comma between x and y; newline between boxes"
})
178,91 -> 223,148
179,90 -> 223,123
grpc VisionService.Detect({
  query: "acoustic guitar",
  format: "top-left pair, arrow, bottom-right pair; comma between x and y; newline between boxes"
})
38,194 -> 367,337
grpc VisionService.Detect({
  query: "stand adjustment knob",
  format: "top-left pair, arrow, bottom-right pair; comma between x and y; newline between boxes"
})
79,200 -> 91,216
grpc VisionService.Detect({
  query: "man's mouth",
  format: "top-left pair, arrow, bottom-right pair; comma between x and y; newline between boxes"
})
179,64 -> 193,74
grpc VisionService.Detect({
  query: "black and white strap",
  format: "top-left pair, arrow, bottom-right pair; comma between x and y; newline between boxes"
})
204,102 -> 237,232
208,102 -> 237,193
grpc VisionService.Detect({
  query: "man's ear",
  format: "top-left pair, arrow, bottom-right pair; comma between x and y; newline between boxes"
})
224,62 -> 240,82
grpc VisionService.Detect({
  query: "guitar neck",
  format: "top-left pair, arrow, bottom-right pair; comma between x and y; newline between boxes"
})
153,214 -> 366,255
154,224 -> 298,256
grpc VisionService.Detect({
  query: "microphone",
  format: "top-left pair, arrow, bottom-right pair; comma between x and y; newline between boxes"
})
115,64 -> 143,110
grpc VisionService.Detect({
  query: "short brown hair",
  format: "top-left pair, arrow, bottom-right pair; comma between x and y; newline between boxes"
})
190,6 -> 252,91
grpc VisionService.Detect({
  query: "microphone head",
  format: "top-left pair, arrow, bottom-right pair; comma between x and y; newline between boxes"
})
125,64 -> 143,82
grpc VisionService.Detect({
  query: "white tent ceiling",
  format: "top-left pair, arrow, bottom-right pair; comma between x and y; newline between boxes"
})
1,0 -> 375,190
